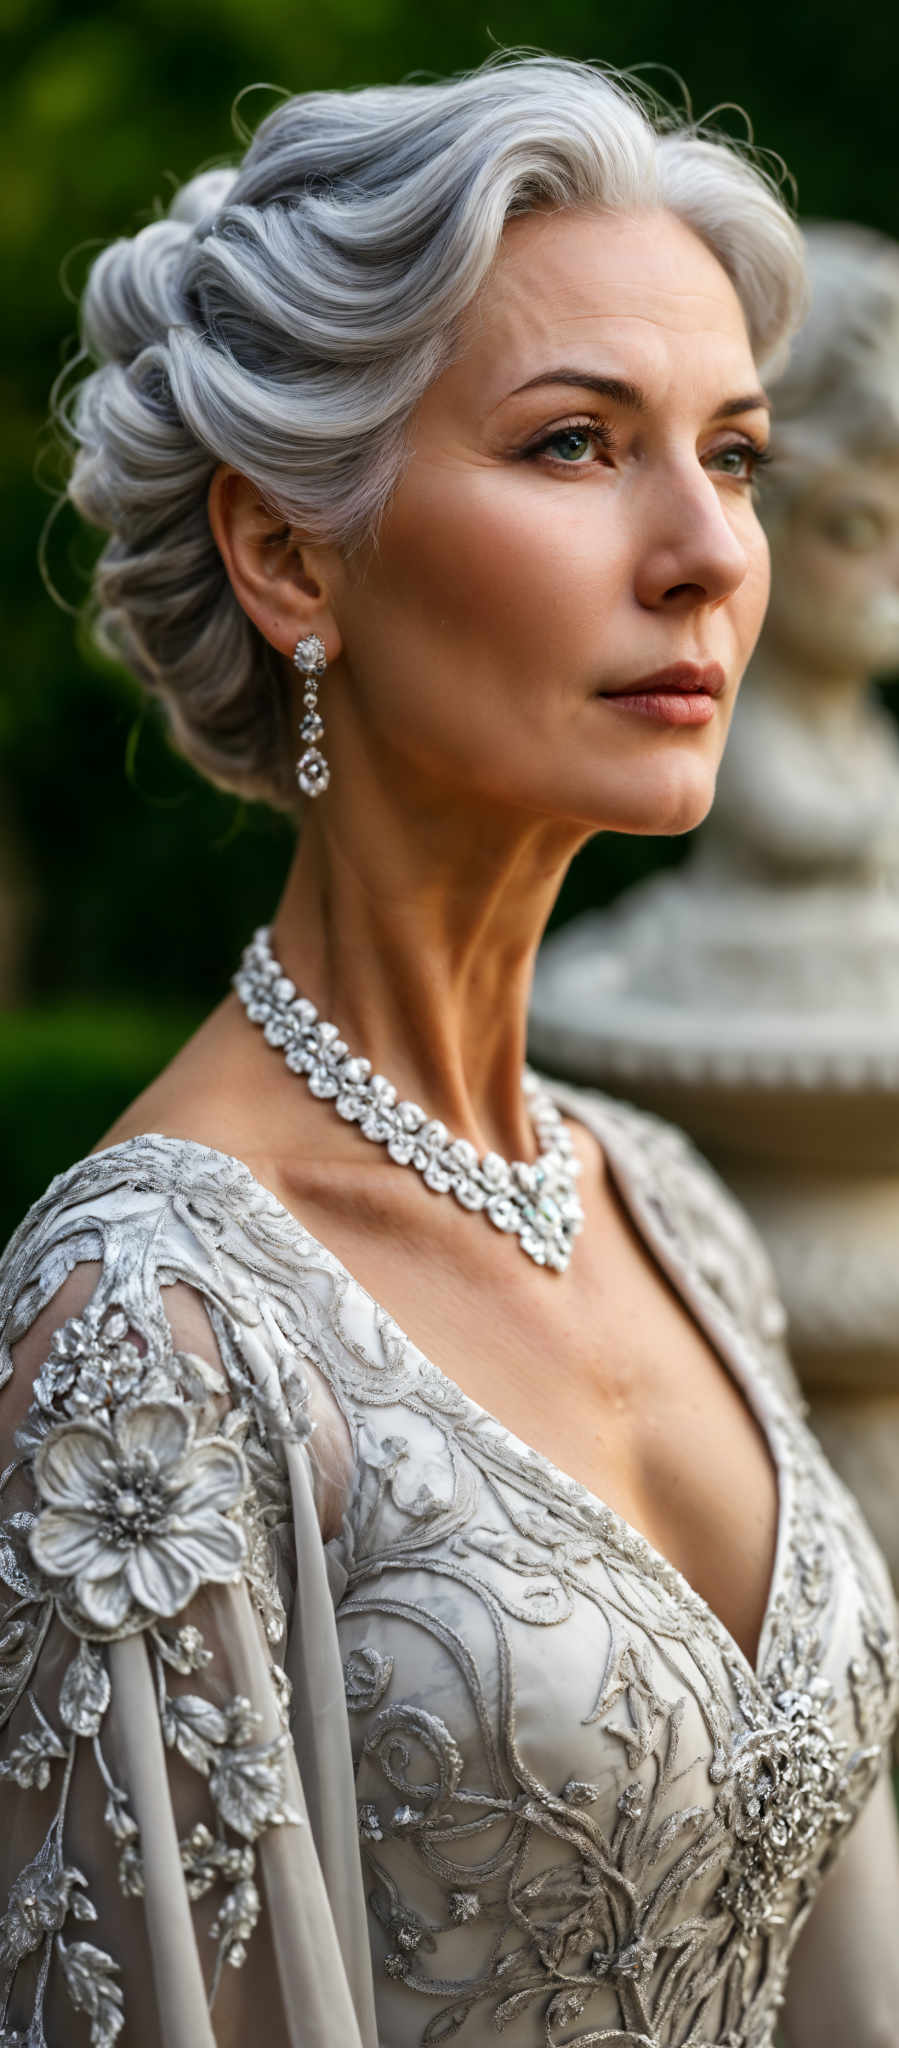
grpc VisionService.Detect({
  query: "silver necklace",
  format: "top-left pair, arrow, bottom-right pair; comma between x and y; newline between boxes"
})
233,927 -> 584,1272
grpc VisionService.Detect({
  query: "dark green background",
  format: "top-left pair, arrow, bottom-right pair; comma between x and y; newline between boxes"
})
2,0 -> 897,1242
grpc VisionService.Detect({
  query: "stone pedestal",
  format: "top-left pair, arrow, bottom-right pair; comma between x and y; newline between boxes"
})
529,879 -> 899,1587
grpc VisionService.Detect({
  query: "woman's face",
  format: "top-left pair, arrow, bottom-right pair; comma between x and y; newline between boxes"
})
762,455 -> 899,683
332,205 -> 772,837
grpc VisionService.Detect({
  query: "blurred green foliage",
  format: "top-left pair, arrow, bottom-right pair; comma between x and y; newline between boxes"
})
2,0 -> 898,1231
0,1001 -> 196,1240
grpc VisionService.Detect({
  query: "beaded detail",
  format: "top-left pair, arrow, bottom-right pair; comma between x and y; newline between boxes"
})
0,1099 -> 896,2046
234,925 -> 585,1271
293,633 -> 330,798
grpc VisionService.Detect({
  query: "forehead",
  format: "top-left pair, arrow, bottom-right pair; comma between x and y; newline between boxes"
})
453,206 -> 756,411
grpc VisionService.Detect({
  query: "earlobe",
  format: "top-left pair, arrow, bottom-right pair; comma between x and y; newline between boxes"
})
207,464 -> 341,662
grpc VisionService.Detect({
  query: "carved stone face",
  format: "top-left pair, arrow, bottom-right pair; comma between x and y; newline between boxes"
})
761,454 -> 899,682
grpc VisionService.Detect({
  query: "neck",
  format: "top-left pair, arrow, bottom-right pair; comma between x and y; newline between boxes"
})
271,775 -> 585,1161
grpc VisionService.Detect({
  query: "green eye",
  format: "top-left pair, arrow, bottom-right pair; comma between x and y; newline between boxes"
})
548,427 -> 594,463
709,444 -> 758,480
526,416 -> 613,468
708,439 -> 773,485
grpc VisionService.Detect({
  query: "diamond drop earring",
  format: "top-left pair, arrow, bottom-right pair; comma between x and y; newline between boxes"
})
293,633 -> 329,797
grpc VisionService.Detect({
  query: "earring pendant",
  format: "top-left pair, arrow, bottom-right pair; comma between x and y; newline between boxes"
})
294,634 -> 329,797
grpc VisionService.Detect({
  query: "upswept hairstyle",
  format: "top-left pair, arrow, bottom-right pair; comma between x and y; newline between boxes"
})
59,55 -> 807,809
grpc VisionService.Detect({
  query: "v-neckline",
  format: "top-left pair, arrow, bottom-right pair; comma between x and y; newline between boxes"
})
84,1109 -> 793,1690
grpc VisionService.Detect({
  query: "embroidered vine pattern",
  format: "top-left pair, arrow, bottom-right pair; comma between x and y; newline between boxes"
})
0,1125 -> 896,2048
342,1415 -> 889,2046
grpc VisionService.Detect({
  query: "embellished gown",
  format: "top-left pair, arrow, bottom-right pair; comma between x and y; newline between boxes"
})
0,1085 -> 897,2048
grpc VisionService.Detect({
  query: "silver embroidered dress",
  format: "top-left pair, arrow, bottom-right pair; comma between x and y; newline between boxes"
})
0,1085 -> 897,2047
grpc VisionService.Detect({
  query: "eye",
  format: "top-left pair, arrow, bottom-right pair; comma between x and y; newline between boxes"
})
819,506 -> 886,552
706,440 -> 770,484
525,417 -> 614,468
546,426 -> 597,464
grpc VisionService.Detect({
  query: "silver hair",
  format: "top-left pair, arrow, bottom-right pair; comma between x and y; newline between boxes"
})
762,221 -> 899,508
58,54 -> 807,810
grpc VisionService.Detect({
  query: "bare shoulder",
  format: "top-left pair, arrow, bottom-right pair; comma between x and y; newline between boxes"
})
93,990 -> 319,1179
89,993 -> 443,1301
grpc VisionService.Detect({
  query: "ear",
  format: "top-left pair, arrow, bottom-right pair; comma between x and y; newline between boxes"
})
207,467 -> 343,662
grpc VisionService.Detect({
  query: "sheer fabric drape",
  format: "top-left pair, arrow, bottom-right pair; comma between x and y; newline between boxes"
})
1,1104 -> 897,2047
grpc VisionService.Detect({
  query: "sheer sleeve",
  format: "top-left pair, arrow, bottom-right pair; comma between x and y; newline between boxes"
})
0,1174 -> 378,2048
780,1759 -> 899,2048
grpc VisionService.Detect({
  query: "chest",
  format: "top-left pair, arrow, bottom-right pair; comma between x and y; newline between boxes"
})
277,1142 -> 780,1670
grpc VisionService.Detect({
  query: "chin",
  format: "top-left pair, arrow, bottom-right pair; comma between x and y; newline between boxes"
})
578,757 -> 720,839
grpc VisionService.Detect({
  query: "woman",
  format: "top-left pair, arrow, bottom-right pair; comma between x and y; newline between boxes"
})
0,56 -> 896,2048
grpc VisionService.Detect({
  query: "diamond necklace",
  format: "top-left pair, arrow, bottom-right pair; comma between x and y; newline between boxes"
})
233,927 -> 584,1273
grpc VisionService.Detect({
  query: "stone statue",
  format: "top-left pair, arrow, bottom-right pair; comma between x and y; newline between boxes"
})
530,223 -> 899,1579
701,221 -> 899,1006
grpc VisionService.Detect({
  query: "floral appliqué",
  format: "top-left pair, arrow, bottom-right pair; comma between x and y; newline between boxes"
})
0,1268 -> 299,2043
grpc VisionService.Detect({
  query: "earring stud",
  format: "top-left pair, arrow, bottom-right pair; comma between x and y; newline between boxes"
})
293,634 -> 329,797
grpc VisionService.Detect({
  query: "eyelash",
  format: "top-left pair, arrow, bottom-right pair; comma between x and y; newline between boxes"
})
522,415 -> 614,465
523,414 -> 772,484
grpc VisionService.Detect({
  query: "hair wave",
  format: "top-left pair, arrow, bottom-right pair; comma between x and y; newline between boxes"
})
57,54 -> 807,809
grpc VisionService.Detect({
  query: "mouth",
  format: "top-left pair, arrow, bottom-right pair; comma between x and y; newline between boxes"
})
595,661 -> 726,729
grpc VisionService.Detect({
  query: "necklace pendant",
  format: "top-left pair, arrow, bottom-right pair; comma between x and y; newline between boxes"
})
234,928 -> 584,1275
517,1167 -> 582,1272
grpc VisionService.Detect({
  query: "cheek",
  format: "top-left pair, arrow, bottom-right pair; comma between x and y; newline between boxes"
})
745,526 -> 771,616
811,554 -> 867,610
375,469 -> 631,656
729,520 -> 770,651
774,536 -> 869,616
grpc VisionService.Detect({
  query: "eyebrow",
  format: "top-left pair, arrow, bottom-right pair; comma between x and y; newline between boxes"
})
506,369 -> 771,418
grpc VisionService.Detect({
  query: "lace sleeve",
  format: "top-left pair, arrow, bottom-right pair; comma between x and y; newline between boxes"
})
0,1217 -> 371,2048
779,1758 -> 899,2047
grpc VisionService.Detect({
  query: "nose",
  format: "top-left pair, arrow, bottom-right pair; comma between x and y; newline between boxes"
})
634,467 -> 753,614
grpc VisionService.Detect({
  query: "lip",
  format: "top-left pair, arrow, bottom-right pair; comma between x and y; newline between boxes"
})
595,660 -> 727,729
599,662 -> 727,699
